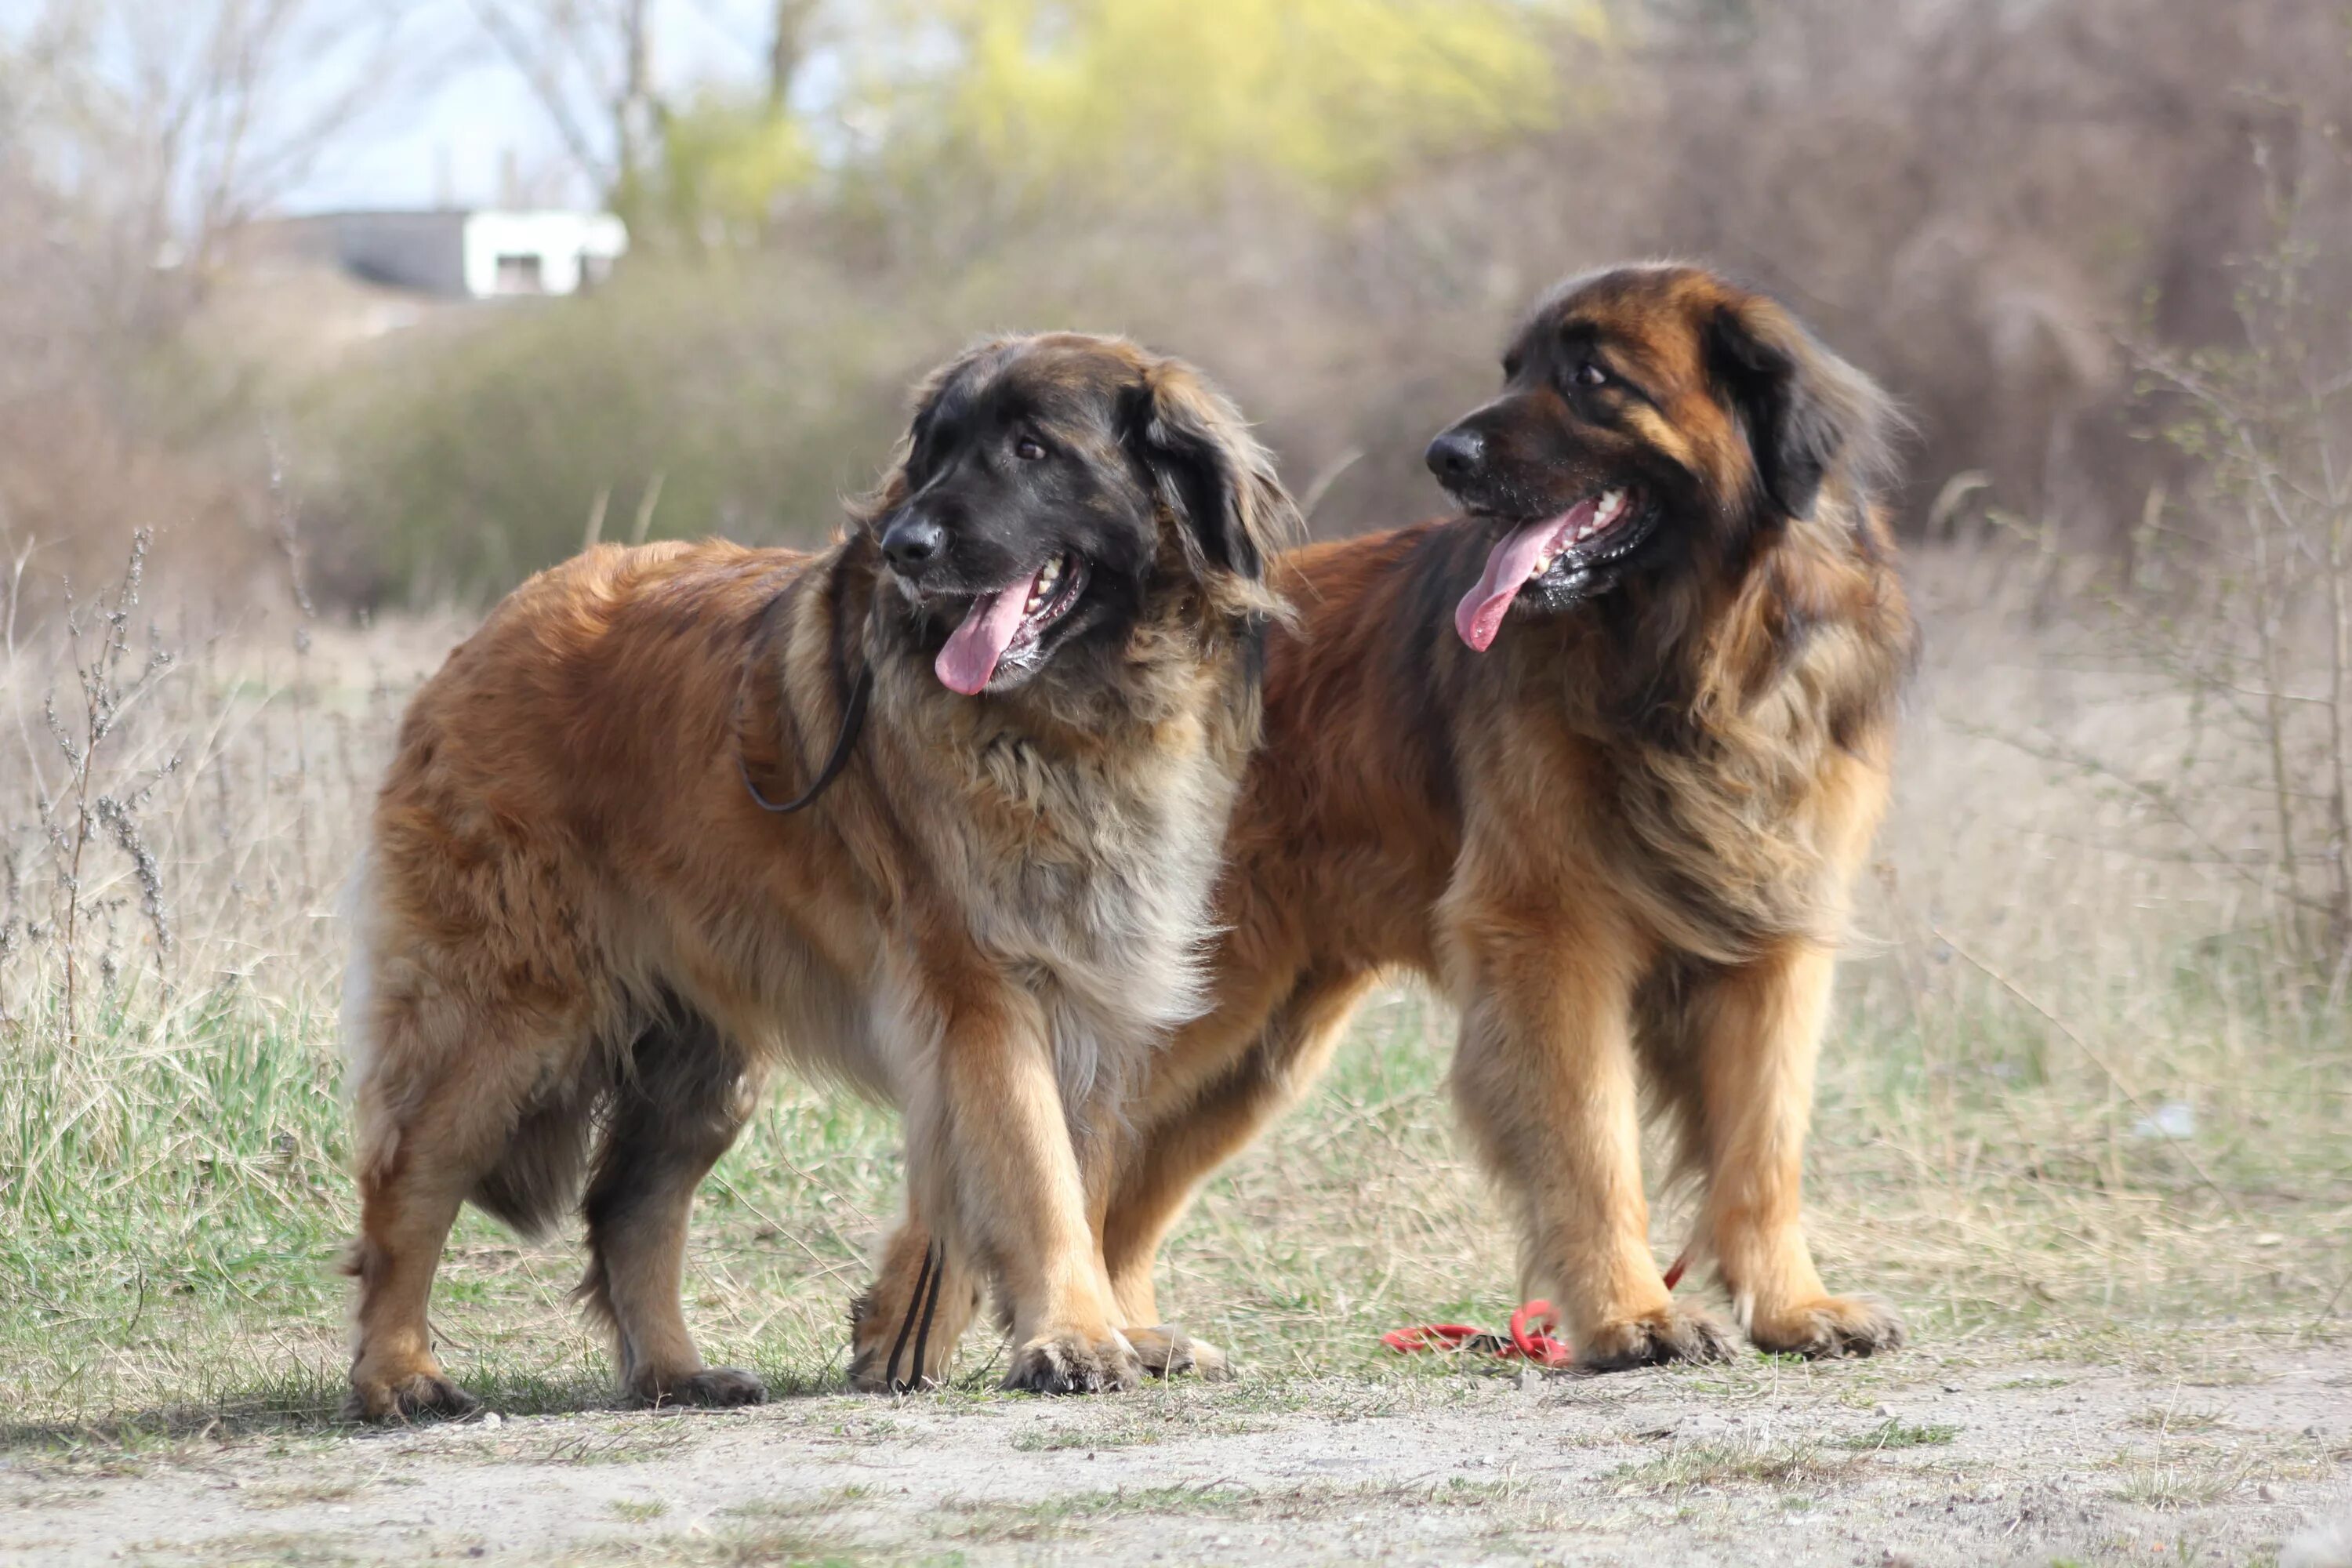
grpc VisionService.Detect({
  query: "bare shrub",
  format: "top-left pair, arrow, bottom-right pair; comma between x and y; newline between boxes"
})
2007,120 -> 2352,985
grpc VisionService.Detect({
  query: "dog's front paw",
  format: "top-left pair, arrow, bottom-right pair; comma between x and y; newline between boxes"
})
1003,1326 -> 1143,1394
632,1364 -> 769,1408
344,1363 -> 481,1424
1747,1295 -> 1906,1359
1576,1304 -> 1736,1371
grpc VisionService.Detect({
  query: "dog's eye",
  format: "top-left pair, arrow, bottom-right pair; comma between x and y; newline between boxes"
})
1573,361 -> 1610,388
1014,436 -> 1047,462
1501,353 -> 1523,380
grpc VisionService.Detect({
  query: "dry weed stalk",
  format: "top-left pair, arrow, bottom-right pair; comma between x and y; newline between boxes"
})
0,518 -> 411,1053
18,531 -> 180,1044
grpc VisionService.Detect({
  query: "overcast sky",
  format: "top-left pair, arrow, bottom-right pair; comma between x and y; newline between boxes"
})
305,0 -> 776,210
1,0 -> 783,212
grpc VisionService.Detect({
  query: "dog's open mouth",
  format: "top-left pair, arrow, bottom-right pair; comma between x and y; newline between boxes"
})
1454,488 -> 1646,652
934,552 -> 1089,695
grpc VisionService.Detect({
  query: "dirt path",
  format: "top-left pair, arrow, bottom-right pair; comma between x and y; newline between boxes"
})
6,1345 -> 2349,1565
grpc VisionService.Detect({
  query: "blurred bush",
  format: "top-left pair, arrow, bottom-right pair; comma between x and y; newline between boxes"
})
641,93 -> 821,249
298,258 -> 924,601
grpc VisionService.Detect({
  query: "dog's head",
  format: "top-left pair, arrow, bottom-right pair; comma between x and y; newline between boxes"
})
1424,264 -> 1897,652
862,333 -> 1298,697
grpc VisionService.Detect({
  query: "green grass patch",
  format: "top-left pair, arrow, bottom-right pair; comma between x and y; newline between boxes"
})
1835,1418 -> 1962,1450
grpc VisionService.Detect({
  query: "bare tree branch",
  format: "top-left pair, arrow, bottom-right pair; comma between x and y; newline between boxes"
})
465,0 -> 676,199
768,0 -> 819,111
466,0 -> 614,183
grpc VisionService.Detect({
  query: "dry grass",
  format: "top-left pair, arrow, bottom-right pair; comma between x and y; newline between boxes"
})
0,541 -> 2347,1441
1611,1439 -> 1863,1494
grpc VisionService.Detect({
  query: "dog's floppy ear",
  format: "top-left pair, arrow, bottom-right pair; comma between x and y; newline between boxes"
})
1704,294 -> 1897,522
1126,358 -> 1303,592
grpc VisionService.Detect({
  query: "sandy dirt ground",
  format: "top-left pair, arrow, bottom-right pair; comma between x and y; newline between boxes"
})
5,1343 -> 2350,1566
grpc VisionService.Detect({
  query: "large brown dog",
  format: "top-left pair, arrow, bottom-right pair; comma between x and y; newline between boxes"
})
852,265 -> 1915,1382
339,333 -> 1299,1419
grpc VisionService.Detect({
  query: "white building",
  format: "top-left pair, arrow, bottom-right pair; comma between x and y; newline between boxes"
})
265,209 -> 630,299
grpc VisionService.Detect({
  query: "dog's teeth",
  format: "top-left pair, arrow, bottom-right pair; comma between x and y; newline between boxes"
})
1025,557 -> 1064,615
1597,489 -> 1624,523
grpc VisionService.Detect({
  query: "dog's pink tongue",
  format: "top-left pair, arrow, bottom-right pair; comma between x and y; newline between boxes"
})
1454,501 -> 1594,652
935,568 -> 1044,695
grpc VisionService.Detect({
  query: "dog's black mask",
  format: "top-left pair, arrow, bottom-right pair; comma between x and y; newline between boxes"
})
876,332 -> 1288,696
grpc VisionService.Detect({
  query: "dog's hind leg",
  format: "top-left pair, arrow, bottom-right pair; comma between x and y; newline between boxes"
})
346,1122 -> 482,1421
345,993 -> 578,1423
579,1004 -> 767,1407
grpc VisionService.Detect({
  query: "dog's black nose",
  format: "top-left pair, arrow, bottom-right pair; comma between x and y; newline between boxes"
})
1425,427 -> 1485,483
881,514 -> 948,575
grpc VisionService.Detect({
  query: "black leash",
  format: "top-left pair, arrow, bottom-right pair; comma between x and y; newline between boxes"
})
883,1240 -> 946,1393
741,664 -> 873,815
908,1240 -> 944,1392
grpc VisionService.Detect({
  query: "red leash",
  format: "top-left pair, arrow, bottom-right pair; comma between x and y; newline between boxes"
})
1379,1301 -> 1572,1366
1383,1247 -> 1690,1370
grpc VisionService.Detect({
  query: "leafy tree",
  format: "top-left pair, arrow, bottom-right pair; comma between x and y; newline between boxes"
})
649,93 -> 817,245
890,0 -> 1588,201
